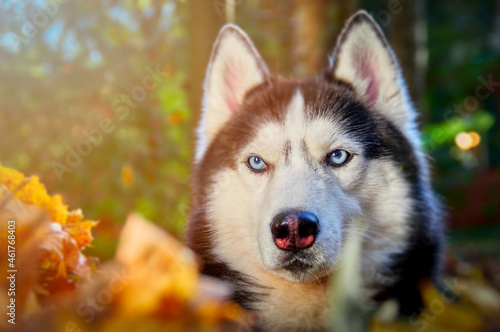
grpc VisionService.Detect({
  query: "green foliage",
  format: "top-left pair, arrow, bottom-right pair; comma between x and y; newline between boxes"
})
423,110 -> 495,149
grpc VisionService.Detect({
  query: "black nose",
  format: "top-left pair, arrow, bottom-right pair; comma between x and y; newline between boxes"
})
270,211 -> 319,251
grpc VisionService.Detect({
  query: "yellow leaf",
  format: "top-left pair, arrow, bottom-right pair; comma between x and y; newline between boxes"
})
121,164 -> 134,186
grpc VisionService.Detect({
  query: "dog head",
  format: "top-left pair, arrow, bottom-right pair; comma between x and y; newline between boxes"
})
188,11 -> 423,284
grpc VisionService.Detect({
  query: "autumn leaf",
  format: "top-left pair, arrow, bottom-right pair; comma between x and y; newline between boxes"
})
0,167 -> 98,310
67,214 -> 244,331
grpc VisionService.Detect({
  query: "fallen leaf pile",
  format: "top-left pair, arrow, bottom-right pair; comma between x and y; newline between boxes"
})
63,214 -> 244,332
0,167 -> 244,332
0,166 -> 98,317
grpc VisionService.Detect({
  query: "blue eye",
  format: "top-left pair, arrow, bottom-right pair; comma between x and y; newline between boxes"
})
327,149 -> 351,166
247,155 -> 267,172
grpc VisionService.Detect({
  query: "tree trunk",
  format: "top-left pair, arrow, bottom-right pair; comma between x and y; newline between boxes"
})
391,0 -> 429,122
413,0 -> 429,122
290,0 -> 362,77
291,0 -> 329,76
187,0 -> 226,127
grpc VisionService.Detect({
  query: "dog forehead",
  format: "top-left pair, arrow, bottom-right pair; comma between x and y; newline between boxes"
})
251,99 -> 308,142
200,77 -> 373,176
243,86 -> 356,159
250,90 -> 307,142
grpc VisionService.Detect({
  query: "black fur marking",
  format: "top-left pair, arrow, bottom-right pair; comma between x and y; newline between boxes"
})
203,261 -> 268,310
301,79 -> 390,160
368,118 -> 443,315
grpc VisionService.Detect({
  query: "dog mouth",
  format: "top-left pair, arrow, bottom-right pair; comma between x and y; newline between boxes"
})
277,251 -> 316,272
282,258 -> 313,273
271,250 -> 333,282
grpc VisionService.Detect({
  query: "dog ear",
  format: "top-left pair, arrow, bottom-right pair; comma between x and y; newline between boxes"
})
329,11 -> 413,128
196,24 -> 269,161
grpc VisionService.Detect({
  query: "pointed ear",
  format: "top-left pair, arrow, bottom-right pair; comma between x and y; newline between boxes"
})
329,11 -> 412,128
196,24 -> 269,161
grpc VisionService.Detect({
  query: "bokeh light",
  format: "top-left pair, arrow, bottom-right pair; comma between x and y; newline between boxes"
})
455,132 -> 473,150
455,131 -> 481,150
469,131 -> 481,147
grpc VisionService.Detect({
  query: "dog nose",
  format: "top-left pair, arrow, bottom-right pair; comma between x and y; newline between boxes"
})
271,211 -> 319,251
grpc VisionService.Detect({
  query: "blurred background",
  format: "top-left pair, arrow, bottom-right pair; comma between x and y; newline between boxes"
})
0,0 -> 498,274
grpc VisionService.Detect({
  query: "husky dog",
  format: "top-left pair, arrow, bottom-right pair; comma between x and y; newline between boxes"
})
187,10 -> 443,331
